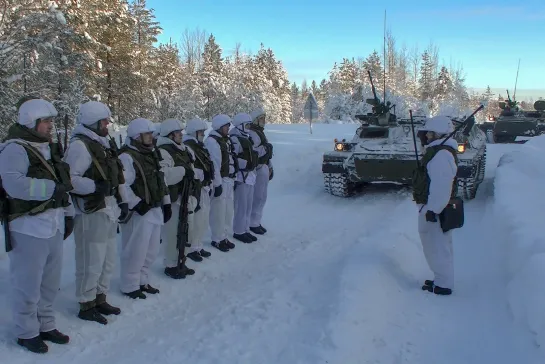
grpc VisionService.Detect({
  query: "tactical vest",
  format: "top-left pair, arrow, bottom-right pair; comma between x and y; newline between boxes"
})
119,146 -> 168,208
184,139 -> 214,187
232,135 -> 258,171
412,145 -> 458,205
247,124 -> 272,165
6,142 -> 72,221
208,135 -> 236,178
71,135 -> 125,213
158,143 -> 194,202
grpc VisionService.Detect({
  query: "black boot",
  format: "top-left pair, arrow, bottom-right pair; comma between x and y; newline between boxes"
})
96,293 -> 121,315
424,280 -> 434,286
187,251 -> 203,262
212,240 -> 230,251
39,329 -> 70,344
124,289 -> 146,299
223,239 -> 235,249
17,336 -> 48,353
433,286 -> 452,295
165,266 -> 186,279
199,249 -> 211,257
180,262 -> 195,275
140,284 -> 160,294
250,226 -> 265,235
233,233 -> 252,243
245,232 -> 257,241
77,300 -> 108,325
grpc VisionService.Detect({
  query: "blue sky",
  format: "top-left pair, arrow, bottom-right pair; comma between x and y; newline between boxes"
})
147,0 -> 545,98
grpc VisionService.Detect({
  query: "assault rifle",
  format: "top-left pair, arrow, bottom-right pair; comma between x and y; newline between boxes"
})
176,177 -> 190,277
0,177 -> 12,252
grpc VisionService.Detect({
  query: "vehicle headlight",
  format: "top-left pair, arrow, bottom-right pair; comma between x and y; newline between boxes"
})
457,143 -> 466,153
334,138 -> 352,152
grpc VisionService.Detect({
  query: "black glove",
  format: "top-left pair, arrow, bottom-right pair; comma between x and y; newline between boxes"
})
214,185 -> 223,197
194,204 -> 201,213
265,142 -> 273,155
118,202 -> 129,221
162,204 -> 172,223
209,188 -> 212,197
425,210 -> 437,222
64,216 -> 74,240
184,166 -> 195,180
269,168 -> 274,181
95,180 -> 112,196
132,200 -> 151,216
52,184 -> 68,201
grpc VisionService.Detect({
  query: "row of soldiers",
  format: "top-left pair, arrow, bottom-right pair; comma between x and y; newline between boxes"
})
0,98 -> 274,354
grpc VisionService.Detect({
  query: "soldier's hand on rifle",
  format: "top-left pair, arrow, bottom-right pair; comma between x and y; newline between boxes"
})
118,202 -> 129,221
214,185 -> 223,197
52,183 -> 69,201
132,200 -> 151,216
64,216 -> 74,240
95,180 -> 112,196
184,166 -> 195,180
162,204 -> 172,223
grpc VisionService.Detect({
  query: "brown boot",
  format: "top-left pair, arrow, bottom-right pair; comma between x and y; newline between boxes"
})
96,293 -> 121,315
78,299 -> 107,325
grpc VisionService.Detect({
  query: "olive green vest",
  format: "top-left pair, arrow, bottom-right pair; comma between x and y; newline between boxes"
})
412,144 -> 458,205
5,142 -> 72,221
208,135 -> 236,178
232,135 -> 258,171
119,146 -> 168,208
184,139 -> 214,187
71,135 -> 125,212
158,143 -> 194,202
247,124 -> 272,165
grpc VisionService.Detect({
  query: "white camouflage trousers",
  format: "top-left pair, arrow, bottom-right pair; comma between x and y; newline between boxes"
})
209,178 -> 234,242
120,213 -> 161,293
9,230 -> 63,339
418,209 -> 454,289
74,212 -> 117,303
250,164 -> 269,228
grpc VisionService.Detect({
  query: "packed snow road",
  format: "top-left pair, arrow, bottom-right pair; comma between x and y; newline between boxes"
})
0,124 -> 541,364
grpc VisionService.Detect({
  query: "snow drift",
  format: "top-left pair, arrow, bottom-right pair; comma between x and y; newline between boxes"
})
494,135 -> 545,348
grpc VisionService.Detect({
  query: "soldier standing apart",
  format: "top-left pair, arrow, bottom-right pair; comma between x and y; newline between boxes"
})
0,99 -> 74,353
413,116 -> 458,296
205,114 -> 236,252
247,108 -> 274,235
118,118 -> 172,299
64,101 -> 127,325
183,118 -> 214,262
229,113 -> 258,243
156,118 -> 197,279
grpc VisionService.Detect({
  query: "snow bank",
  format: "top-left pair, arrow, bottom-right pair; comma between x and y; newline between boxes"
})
494,135 -> 545,347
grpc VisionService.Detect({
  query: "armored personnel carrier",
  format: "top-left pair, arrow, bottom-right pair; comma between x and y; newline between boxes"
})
492,91 -> 541,143
322,80 -> 487,200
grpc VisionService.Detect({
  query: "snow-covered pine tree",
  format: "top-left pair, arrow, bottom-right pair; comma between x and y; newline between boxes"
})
199,34 -> 228,120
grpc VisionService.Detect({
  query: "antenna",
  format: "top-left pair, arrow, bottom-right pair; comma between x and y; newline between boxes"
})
513,58 -> 520,101
383,9 -> 386,102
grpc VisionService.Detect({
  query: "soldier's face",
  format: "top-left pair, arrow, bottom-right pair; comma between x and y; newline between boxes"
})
35,117 -> 53,140
170,130 -> 182,144
220,124 -> 229,136
97,118 -> 110,137
196,130 -> 204,142
256,115 -> 266,127
140,132 -> 154,146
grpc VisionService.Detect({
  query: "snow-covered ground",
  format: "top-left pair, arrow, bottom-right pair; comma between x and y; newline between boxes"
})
495,135 -> 545,350
0,123 -> 542,363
